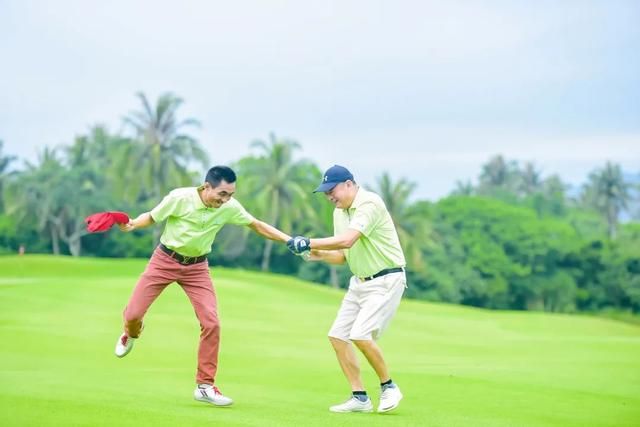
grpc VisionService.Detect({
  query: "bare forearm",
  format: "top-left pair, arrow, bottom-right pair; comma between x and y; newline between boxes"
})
250,220 -> 291,242
289,230 -> 358,259
310,235 -> 351,250
120,212 -> 155,232
132,212 -> 154,228
309,249 -> 346,265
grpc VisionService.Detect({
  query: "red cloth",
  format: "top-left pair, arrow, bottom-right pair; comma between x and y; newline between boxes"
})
85,211 -> 130,233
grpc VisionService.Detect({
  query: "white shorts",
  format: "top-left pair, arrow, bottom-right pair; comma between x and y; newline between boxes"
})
328,271 -> 406,342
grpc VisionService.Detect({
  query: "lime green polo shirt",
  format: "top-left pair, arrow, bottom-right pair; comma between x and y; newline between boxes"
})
333,187 -> 406,278
150,187 -> 255,256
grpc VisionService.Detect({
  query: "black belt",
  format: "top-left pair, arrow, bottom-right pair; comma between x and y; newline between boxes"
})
361,267 -> 405,281
159,244 -> 208,265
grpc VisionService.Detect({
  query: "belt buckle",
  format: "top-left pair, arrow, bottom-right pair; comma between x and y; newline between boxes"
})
182,255 -> 193,265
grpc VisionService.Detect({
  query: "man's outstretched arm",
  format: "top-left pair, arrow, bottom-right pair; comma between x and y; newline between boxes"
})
307,249 -> 347,265
289,229 -> 361,253
119,212 -> 155,232
309,229 -> 361,250
247,219 -> 291,242
288,229 -> 360,264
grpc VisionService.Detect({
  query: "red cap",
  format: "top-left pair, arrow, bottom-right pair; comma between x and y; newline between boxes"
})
85,211 -> 130,233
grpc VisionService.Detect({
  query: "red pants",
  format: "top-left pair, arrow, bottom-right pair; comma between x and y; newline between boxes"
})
123,247 -> 220,385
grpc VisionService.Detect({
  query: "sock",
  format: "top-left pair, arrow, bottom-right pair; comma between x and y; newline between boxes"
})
381,379 -> 396,391
198,384 -> 213,389
352,391 -> 368,402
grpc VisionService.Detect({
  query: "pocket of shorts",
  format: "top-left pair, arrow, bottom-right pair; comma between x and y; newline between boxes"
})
374,274 -> 394,292
385,272 -> 406,291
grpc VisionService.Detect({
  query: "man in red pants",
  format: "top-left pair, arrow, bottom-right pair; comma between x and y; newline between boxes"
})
115,165 -> 290,406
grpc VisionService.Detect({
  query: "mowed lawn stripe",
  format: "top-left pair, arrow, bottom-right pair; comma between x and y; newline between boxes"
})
1,255 -> 639,426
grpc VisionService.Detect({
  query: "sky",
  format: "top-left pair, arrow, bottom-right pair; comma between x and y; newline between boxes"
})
1,0 -> 639,200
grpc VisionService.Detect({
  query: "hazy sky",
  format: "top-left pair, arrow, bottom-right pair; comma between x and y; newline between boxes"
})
1,0 -> 639,200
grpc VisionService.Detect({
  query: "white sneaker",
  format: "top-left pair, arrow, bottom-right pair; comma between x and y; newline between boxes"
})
194,384 -> 233,407
329,397 -> 373,413
114,333 -> 136,358
378,385 -> 403,413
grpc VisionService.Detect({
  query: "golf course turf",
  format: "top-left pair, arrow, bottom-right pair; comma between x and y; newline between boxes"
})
1,255 -> 639,426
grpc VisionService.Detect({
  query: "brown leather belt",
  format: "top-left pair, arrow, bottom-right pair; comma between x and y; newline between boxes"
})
361,267 -> 405,281
159,244 -> 207,265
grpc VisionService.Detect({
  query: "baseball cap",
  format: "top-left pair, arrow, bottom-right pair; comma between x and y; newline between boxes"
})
313,165 -> 354,193
85,211 -> 130,233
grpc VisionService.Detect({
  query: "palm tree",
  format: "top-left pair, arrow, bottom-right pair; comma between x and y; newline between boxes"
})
633,174 -> 640,221
236,133 -> 316,271
451,180 -> 474,196
54,128 -> 118,255
478,155 -> 518,196
582,162 -> 631,239
7,131 -> 117,256
543,174 -> 566,197
7,148 -> 65,254
0,140 -> 17,212
372,173 -> 433,271
518,162 -> 542,196
534,174 -> 568,217
119,92 -> 208,202
118,92 -> 209,242
66,126 -> 116,169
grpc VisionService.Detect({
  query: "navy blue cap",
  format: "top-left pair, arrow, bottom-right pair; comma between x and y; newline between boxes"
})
313,165 -> 354,193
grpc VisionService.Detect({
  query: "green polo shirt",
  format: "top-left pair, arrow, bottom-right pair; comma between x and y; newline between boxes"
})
150,187 -> 255,256
333,187 -> 406,278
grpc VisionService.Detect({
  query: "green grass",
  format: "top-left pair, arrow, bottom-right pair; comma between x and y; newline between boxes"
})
1,255 -> 639,427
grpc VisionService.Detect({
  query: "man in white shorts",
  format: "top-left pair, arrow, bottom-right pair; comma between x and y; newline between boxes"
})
288,165 -> 407,414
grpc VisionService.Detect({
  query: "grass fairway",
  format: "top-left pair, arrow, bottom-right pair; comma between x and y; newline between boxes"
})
1,255 -> 639,427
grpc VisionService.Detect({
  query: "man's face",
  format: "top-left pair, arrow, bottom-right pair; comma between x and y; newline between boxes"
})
203,180 -> 236,208
324,181 -> 351,209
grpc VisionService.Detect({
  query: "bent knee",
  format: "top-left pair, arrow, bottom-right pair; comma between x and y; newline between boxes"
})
200,317 -> 220,332
351,338 -> 375,349
328,335 -> 350,348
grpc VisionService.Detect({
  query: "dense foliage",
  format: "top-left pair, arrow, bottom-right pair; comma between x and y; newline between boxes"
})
1,94 -> 639,315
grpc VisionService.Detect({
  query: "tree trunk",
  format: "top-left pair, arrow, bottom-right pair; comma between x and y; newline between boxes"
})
329,265 -> 339,288
50,225 -> 60,255
261,191 -> 280,271
526,296 -> 543,311
68,227 -> 86,257
261,239 -> 273,271
55,218 -> 86,257
607,204 -> 617,239
68,237 -> 81,257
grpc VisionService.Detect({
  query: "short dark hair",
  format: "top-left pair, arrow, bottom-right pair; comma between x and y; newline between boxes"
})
205,166 -> 237,187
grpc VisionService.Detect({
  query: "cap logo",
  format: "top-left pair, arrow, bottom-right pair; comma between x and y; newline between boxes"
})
324,175 -> 328,182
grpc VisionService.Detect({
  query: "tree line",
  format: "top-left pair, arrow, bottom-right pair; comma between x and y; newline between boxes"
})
1,92 -> 639,316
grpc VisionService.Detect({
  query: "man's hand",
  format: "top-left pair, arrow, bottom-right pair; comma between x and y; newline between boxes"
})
287,236 -> 311,254
118,213 -> 154,232
118,220 -> 136,232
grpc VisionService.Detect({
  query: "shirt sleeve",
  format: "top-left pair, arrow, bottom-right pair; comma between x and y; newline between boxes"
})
150,193 -> 181,222
227,199 -> 256,226
333,209 -> 341,235
348,201 -> 379,237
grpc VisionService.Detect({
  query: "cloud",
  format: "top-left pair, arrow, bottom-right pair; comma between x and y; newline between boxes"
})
1,0 -> 638,201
